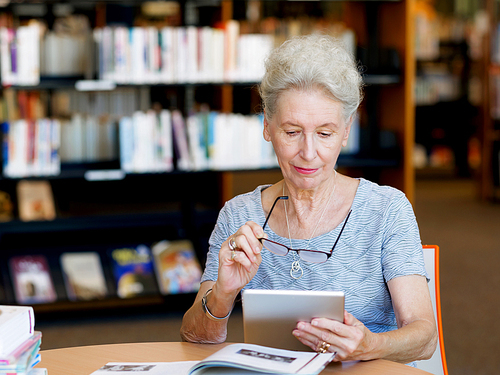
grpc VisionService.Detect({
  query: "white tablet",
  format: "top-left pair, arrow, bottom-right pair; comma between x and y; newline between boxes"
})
241,289 -> 345,351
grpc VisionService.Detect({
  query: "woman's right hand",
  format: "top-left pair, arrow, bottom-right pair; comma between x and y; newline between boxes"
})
215,221 -> 266,297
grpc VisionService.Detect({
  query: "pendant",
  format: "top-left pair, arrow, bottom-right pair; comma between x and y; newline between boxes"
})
290,260 -> 303,280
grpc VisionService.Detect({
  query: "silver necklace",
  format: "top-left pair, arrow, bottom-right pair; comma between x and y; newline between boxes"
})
283,170 -> 337,279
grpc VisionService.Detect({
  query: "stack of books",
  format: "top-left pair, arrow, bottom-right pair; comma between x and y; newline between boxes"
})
0,305 -> 46,375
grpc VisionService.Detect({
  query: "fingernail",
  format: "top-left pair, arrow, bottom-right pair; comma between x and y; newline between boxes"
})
255,247 -> 261,253
311,320 -> 319,326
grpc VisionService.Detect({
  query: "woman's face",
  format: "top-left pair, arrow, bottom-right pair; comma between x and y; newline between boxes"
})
264,89 -> 351,192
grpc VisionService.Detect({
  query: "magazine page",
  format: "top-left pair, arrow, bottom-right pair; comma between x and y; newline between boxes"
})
189,343 -> 335,375
89,361 -> 198,375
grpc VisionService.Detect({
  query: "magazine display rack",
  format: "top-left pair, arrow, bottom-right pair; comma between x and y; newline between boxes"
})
0,0 -> 415,313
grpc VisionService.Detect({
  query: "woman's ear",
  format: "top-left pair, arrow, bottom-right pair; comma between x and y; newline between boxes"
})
263,114 -> 271,142
342,116 -> 353,148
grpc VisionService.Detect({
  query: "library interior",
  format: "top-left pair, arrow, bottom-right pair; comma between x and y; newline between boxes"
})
0,0 -> 499,374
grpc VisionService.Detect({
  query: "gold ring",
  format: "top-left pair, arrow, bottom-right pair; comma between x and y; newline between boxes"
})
229,237 -> 237,251
317,341 -> 330,353
231,250 -> 236,261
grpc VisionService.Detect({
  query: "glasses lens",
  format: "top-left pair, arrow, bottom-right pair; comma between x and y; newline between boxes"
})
298,250 -> 328,263
261,239 -> 288,256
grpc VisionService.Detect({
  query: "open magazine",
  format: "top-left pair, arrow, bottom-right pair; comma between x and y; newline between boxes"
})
188,343 -> 335,374
89,343 -> 335,375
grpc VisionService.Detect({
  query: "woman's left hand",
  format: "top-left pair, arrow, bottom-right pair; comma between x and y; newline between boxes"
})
292,310 -> 377,361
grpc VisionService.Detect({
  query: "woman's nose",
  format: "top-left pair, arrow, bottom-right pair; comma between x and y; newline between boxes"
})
299,134 -> 317,161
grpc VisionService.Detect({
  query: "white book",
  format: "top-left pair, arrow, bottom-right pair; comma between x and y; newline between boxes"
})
49,119 -> 61,176
35,119 -> 48,176
101,27 -> 114,81
7,120 -> 28,178
212,29 -> 225,83
198,27 -> 211,83
147,27 -> 159,83
131,27 -> 146,84
158,109 -> 174,172
114,27 -> 130,84
186,26 -> 198,83
16,25 -> 40,86
0,28 -> 13,86
131,111 -> 148,172
171,109 -> 191,170
119,116 -> 134,173
176,27 -> 187,83
224,20 -> 239,82
187,114 -> 208,171
85,116 -> 99,162
160,27 -> 175,83
0,305 -> 35,357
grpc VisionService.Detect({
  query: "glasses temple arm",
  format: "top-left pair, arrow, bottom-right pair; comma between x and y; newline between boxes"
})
262,196 -> 288,231
330,210 -> 352,251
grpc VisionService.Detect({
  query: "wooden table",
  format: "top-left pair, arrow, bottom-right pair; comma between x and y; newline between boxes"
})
37,342 -> 431,375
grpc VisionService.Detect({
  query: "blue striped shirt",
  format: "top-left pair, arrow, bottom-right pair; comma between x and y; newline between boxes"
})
202,178 -> 427,335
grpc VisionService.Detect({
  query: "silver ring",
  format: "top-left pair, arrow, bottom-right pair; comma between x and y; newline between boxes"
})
317,341 -> 330,353
229,237 -> 237,251
231,250 -> 236,261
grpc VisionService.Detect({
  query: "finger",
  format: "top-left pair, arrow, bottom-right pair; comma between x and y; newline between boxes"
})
245,220 -> 268,241
235,224 -> 263,258
232,233 -> 259,263
311,318 -> 349,338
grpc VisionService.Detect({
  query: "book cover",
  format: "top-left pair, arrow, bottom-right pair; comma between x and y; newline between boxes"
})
60,252 -> 108,301
151,240 -> 202,295
108,245 -> 158,299
16,180 -> 56,222
9,255 -> 57,304
0,305 -> 35,357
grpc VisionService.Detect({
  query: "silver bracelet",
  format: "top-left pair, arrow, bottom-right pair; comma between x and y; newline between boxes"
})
201,288 -> 232,321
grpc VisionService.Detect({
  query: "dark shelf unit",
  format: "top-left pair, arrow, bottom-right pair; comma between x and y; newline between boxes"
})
0,0 -> 415,313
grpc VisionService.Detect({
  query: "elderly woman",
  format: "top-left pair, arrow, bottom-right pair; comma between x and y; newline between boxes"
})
180,34 -> 437,364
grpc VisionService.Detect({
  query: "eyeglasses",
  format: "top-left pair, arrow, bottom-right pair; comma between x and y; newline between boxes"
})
259,196 -> 351,264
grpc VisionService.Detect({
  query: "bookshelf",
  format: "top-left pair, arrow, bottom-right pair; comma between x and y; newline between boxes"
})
0,0 -> 416,313
479,0 -> 500,201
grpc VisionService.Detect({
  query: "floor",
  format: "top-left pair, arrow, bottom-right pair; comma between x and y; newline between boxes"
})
36,178 -> 500,375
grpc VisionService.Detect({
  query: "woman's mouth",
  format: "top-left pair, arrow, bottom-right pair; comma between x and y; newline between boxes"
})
294,166 -> 319,174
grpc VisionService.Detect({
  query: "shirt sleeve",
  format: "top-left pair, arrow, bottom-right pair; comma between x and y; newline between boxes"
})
381,191 -> 428,282
200,203 -> 230,283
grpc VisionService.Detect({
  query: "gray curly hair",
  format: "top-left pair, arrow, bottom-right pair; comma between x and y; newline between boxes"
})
259,33 -> 363,122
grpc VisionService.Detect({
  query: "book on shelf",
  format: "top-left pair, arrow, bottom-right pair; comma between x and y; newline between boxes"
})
89,343 -> 335,375
151,240 -> 202,295
60,252 -> 108,301
16,180 -> 56,222
94,22 -> 271,85
108,245 -> 158,299
2,119 -> 61,179
0,24 -> 40,87
9,255 -> 57,305
119,110 -> 173,173
0,306 -> 35,358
